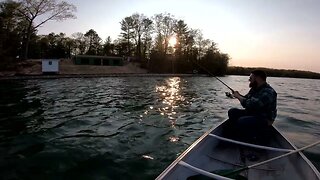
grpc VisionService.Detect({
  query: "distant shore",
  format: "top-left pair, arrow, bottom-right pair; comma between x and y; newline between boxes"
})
1,59 -> 320,80
227,66 -> 320,79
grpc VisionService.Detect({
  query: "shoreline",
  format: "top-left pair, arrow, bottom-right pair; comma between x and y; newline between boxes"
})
1,60 -> 319,80
0,73 -> 207,80
1,73 -> 320,80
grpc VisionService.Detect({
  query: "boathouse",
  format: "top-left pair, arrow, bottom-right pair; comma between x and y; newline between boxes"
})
42,59 -> 59,74
73,55 -> 124,66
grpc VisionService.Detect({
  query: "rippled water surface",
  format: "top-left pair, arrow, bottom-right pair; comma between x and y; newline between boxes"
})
0,76 -> 319,179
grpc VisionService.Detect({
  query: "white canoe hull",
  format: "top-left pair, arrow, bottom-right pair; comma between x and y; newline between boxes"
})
157,120 -> 320,180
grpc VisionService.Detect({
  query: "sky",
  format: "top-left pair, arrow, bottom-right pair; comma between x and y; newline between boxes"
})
37,0 -> 320,73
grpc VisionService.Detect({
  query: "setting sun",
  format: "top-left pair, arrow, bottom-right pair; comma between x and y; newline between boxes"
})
169,36 -> 177,47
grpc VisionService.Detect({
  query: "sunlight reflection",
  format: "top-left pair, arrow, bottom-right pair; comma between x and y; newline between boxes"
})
169,136 -> 180,142
155,77 -> 185,128
142,155 -> 154,160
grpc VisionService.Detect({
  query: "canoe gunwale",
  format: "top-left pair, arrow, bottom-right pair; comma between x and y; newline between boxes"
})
178,161 -> 234,180
156,119 -> 320,180
155,119 -> 227,180
272,126 -> 320,179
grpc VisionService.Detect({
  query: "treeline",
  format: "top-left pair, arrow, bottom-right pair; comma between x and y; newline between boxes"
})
0,0 -> 76,70
0,0 -> 229,74
228,66 -> 320,79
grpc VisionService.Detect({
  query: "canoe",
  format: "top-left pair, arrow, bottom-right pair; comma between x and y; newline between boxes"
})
156,119 -> 320,180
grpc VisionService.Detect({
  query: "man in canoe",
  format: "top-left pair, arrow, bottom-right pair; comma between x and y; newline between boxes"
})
225,70 -> 277,143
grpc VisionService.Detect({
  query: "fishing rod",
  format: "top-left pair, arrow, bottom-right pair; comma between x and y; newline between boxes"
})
194,61 -> 234,92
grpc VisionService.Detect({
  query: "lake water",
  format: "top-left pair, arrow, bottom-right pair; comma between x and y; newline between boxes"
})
0,76 -> 319,179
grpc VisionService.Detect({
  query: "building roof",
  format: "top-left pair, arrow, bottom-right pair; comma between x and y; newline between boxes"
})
75,55 -> 123,60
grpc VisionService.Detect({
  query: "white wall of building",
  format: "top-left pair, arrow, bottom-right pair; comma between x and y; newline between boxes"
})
42,59 -> 59,73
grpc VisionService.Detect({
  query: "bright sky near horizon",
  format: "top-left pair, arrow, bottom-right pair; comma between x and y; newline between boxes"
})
37,0 -> 320,73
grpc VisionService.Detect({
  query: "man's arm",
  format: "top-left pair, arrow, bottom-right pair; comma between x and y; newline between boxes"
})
233,91 -> 246,104
239,90 -> 275,110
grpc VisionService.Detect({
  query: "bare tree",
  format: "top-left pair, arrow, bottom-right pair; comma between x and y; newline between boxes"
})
153,13 -> 176,55
194,30 -> 211,60
174,20 -> 189,58
141,18 -> 153,59
131,13 -> 145,58
16,0 -> 76,59
184,28 -> 197,61
127,13 -> 154,59
71,32 -> 86,55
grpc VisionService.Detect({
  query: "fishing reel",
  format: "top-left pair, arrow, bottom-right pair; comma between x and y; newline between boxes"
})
225,92 -> 234,98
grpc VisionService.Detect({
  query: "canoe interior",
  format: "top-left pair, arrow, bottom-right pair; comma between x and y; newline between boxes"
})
157,120 -> 320,180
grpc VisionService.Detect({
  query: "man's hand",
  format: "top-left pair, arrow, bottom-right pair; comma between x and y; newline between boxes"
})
232,91 -> 242,99
232,91 -> 246,103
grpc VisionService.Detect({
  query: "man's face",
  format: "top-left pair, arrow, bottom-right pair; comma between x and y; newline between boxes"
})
249,74 -> 258,88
